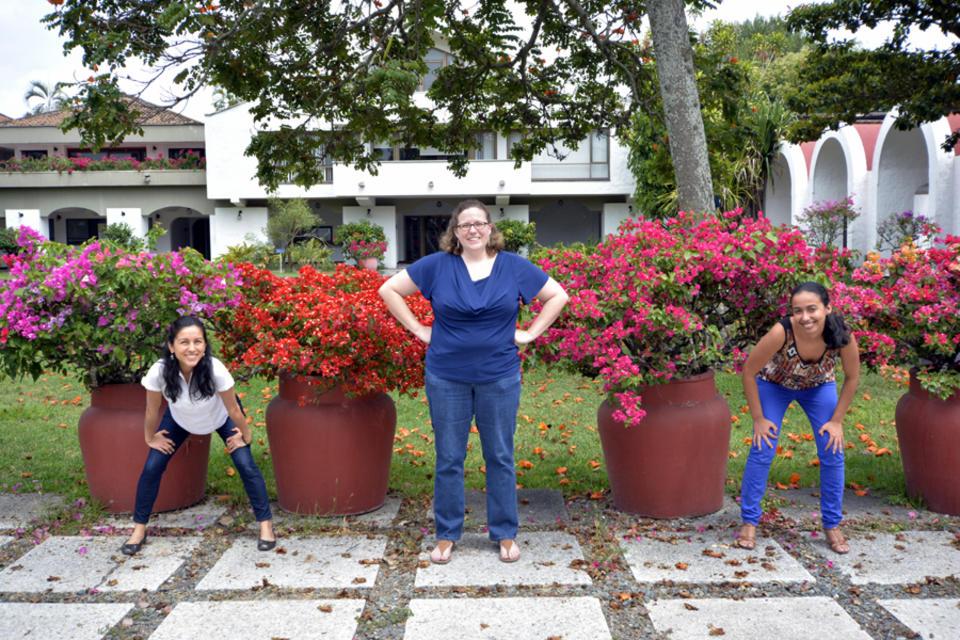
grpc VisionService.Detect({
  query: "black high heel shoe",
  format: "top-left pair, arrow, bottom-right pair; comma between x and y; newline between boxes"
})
257,537 -> 276,552
121,534 -> 147,556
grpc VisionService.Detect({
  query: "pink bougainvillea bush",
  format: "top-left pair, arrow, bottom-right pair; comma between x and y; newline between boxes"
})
529,210 -> 828,426
833,237 -> 960,399
0,228 -> 242,389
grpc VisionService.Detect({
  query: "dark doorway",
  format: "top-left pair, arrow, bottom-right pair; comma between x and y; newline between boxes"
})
66,218 -> 105,245
170,216 -> 211,259
191,219 -> 211,259
404,215 -> 448,262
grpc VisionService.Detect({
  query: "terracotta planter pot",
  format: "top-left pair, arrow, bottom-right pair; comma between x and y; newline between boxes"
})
266,376 -> 396,515
597,371 -> 731,517
77,383 -> 210,514
895,372 -> 960,515
360,257 -> 379,271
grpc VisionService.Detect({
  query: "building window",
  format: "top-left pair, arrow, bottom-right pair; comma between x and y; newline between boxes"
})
68,147 -> 146,161
21,149 -> 48,160
469,132 -> 497,160
421,48 -> 452,91
168,148 -> 206,159
531,130 -> 609,181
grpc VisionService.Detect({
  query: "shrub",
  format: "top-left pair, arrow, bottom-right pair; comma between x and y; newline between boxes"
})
797,197 -> 859,248
496,219 -> 538,253
875,210 -> 941,253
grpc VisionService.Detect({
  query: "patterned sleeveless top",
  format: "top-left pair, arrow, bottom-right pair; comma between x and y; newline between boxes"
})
758,317 -> 839,390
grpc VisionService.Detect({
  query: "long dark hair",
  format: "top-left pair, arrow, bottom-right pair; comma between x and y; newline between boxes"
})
161,316 -> 216,403
790,282 -> 851,349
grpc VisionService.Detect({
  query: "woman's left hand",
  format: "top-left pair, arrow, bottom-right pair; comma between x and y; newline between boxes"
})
818,420 -> 845,454
514,329 -> 534,346
225,429 -> 248,453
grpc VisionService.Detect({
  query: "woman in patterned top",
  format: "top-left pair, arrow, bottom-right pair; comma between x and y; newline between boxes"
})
737,282 -> 860,554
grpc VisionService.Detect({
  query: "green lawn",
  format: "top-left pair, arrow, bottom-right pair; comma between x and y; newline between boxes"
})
0,366 -> 908,513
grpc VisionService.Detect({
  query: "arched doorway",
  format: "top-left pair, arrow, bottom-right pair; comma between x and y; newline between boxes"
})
763,148 -> 796,227
149,206 -> 210,259
875,127 -> 929,237
48,207 -> 104,245
810,137 -> 852,246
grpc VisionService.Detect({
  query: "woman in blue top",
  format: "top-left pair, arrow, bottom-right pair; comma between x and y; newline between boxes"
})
380,199 -> 568,564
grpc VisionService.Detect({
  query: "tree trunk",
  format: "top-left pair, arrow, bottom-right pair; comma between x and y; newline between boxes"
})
647,0 -> 715,215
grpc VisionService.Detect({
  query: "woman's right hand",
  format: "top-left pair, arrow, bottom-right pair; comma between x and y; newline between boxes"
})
147,429 -> 175,455
414,325 -> 432,344
751,417 -> 779,450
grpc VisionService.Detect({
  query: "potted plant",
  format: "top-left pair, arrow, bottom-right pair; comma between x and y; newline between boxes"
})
219,263 -> 432,515
530,211 -> 822,517
337,220 -> 387,270
834,237 -> 960,515
0,227 -> 242,513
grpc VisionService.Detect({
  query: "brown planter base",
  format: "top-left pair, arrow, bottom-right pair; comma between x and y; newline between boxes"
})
895,373 -> 960,516
78,384 -> 210,514
598,372 -> 731,518
266,377 -> 396,515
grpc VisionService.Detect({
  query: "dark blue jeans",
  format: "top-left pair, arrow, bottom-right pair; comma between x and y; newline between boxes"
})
133,408 -> 272,524
425,370 -> 522,542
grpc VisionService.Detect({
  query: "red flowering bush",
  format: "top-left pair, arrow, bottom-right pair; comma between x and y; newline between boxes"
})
220,263 -> 432,396
530,210 -> 826,426
832,238 -> 960,398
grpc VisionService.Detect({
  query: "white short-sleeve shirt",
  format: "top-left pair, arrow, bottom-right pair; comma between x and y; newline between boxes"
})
141,356 -> 235,435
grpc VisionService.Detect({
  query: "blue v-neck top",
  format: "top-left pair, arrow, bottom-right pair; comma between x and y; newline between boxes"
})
406,251 -> 549,383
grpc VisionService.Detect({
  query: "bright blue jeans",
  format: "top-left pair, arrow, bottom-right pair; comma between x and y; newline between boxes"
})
133,408 -> 272,524
425,370 -> 522,542
740,378 -> 845,528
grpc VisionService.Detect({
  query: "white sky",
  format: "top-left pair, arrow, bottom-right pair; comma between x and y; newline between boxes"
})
0,1 -> 955,122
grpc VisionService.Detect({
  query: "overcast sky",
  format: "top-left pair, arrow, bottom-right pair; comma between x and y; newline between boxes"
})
0,1 -> 954,122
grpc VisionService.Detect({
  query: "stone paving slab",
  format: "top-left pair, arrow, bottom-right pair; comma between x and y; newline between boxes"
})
150,599 -> 366,640
0,537 -> 12,549
647,596 -> 871,639
104,500 -> 228,530
767,488 -> 943,525
404,596 -> 611,639
428,488 -> 569,528
259,495 -> 403,530
622,531 -> 816,584
811,531 -> 960,585
0,536 -> 200,593
196,535 -> 387,590
414,531 -> 591,588
878,598 -> 960,640
0,602 -> 133,640
0,493 -> 66,529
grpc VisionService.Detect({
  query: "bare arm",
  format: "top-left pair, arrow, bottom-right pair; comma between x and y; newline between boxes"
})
741,323 -> 786,449
516,277 -> 569,345
378,270 -> 431,343
219,388 -> 251,452
144,390 -> 174,453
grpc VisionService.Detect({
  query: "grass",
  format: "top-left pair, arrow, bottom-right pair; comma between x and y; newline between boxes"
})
0,366 -> 909,513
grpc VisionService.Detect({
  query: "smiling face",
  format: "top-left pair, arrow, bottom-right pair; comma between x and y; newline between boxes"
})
168,325 -> 207,374
453,206 -> 492,253
790,290 -> 832,339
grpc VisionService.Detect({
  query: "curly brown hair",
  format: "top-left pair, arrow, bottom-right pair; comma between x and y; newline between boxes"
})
438,199 -> 505,256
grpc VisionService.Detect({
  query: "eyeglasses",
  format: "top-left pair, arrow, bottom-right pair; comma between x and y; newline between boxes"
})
455,221 -> 491,231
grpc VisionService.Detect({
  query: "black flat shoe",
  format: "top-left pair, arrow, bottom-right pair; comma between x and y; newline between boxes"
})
257,538 -> 276,552
120,535 -> 146,556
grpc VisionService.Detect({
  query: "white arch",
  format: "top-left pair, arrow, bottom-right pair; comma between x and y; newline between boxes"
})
763,142 -> 808,227
809,127 -> 870,252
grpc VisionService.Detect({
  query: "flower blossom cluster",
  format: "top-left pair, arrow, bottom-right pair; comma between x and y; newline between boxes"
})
219,263 -> 432,397
530,210 -> 823,426
0,228 -> 241,389
346,240 -> 387,261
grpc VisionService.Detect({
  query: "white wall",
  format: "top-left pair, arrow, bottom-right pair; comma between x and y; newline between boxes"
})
211,207 -> 268,259
3,209 -> 44,236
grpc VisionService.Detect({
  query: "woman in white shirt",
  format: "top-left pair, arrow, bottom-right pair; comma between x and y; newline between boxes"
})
121,316 -> 276,555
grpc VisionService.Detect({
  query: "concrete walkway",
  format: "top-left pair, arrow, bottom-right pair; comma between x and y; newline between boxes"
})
0,489 -> 958,639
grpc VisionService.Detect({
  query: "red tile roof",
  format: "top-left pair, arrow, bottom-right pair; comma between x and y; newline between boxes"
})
0,96 -> 199,128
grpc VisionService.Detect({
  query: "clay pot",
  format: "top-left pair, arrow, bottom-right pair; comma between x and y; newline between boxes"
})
266,376 -> 396,515
77,384 -> 210,514
597,372 -> 731,517
895,372 -> 960,515
360,257 -> 379,271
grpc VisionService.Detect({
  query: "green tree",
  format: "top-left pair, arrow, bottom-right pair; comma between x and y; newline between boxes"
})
785,1 -> 959,150
45,0 -> 716,213
266,198 -> 319,255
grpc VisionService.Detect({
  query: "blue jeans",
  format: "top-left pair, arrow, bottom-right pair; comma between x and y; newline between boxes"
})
133,408 -> 272,524
740,378 -> 845,528
425,370 -> 522,542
